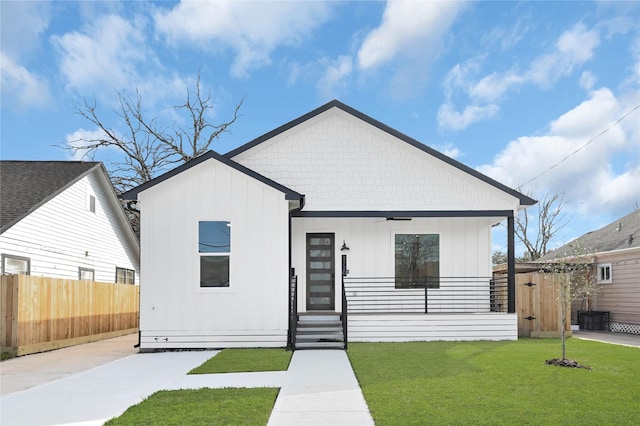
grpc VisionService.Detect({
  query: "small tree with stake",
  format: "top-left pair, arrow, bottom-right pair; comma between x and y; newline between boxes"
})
540,242 -> 599,369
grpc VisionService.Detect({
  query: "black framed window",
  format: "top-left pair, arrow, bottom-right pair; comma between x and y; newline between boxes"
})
199,221 -> 230,287
79,267 -> 95,281
395,234 -> 440,289
116,267 -> 135,284
1,254 -> 30,275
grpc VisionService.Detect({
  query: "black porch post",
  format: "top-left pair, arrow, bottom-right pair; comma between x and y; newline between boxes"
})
507,212 -> 516,313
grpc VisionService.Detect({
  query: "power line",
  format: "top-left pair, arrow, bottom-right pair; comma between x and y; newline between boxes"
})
517,103 -> 640,190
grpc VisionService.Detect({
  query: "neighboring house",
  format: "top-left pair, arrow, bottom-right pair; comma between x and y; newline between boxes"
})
540,209 -> 640,335
122,100 -> 535,350
0,161 -> 139,284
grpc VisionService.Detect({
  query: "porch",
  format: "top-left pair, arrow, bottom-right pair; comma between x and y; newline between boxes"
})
288,275 -> 517,350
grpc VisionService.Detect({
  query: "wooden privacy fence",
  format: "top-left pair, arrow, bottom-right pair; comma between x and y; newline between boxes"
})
514,272 -> 572,338
1,274 -> 139,356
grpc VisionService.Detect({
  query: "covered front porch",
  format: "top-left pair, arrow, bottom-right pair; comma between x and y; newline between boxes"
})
287,211 -> 519,350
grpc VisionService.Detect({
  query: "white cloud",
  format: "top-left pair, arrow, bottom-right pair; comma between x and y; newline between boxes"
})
0,0 -> 51,59
153,1 -> 333,78
0,52 -> 51,111
317,56 -> 353,100
439,23 -> 601,131
357,1 -> 465,70
579,71 -> 597,91
527,23 -> 599,87
478,88 -> 640,216
437,102 -> 499,131
52,14 -> 149,93
65,128 -> 109,161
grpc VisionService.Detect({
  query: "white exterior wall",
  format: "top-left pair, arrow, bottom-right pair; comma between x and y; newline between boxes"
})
292,216 -> 498,313
232,108 -> 519,212
0,171 -> 139,283
138,158 -> 291,349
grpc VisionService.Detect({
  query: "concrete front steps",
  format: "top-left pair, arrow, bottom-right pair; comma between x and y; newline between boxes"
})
295,312 -> 345,350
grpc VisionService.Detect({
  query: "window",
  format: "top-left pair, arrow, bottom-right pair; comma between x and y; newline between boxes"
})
597,263 -> 612,284
79,267 -> 95,281
116,267 -> 135,284
199,221 -> 230,287
89,195 -> 96,213
395,234 -> 439,289
1,254 -> 30,275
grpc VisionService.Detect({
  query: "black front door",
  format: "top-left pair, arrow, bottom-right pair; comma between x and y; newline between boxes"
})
306,233 -> 335,310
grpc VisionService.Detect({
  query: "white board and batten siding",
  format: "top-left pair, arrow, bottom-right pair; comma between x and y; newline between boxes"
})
0,170 -> 139,283
138,157 -> 291,349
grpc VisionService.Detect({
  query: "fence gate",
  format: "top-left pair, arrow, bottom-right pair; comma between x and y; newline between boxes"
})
515,272 -> 571,338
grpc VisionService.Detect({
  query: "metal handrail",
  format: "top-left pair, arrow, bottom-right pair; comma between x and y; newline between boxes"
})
343,276 -> 508,314
287,274 -> 297,351
341,274 -> 348,350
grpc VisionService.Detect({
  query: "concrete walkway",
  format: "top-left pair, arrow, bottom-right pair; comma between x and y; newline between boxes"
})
268,350 -> 374,426
1,335 -> 372,426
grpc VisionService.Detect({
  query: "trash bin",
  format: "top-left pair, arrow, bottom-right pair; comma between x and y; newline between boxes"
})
578,310 -> 610,331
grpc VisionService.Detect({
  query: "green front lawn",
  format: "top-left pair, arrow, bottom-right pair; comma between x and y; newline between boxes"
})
189,348 -> 292,374
348,339 -> 640,425
104,388 -> 278,426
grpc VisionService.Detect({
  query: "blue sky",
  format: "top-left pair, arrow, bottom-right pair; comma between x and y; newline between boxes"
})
1,1 -> 639,255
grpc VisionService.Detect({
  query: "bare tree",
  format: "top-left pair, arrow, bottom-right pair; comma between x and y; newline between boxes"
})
541,242 -> 598,364
66,75 -> 243,194
516,191 -> 568,260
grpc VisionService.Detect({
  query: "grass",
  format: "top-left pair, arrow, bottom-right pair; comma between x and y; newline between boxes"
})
189,348 -> 292,374
348,338 -> 640,426
104,387 -> 278,426
1,351 -> 15,361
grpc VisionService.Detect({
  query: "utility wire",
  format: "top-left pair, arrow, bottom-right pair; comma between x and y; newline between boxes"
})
517,103 -> 640,190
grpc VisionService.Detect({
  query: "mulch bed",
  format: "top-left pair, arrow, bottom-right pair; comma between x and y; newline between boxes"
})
545,358 -> 592,369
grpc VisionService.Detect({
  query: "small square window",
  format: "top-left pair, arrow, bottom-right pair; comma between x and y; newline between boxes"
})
1,254 -> 30,275
79,268 -> 95,281
116,267 -> 135,284
597,263 -> 612,284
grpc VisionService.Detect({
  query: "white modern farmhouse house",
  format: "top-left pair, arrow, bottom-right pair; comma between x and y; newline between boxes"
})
122,100 -> 535,350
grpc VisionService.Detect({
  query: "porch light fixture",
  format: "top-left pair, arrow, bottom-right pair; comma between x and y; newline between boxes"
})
341,240 -> 350,251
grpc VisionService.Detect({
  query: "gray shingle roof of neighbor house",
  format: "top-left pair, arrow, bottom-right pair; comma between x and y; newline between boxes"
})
540,209 -> 640,260
226,99 -> 537,207
0,161 -> 101,234
119,150 -> 304,201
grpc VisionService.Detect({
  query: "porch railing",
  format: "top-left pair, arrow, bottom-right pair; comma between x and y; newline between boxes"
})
287,273 -> 298,350
342,276 -> 508,314
341,278 -> 348,350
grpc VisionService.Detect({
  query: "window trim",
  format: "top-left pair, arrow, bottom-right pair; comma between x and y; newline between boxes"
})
1,254 -> 31,275
199,221 -> 231,288
596,263 -> 612,284
78,267 -> 95,281
393,233 -> 440,289
115,267 -> 135,284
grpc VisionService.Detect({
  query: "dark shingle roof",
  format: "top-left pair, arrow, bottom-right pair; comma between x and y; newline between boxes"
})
0,161 -> 101,234
540,209 -> 640,259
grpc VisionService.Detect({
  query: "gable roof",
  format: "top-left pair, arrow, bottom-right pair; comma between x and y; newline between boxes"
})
120,150 -> 304,201
541,209 -> 640,260
226,100 -> 536,207
0,161 -> 101,234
